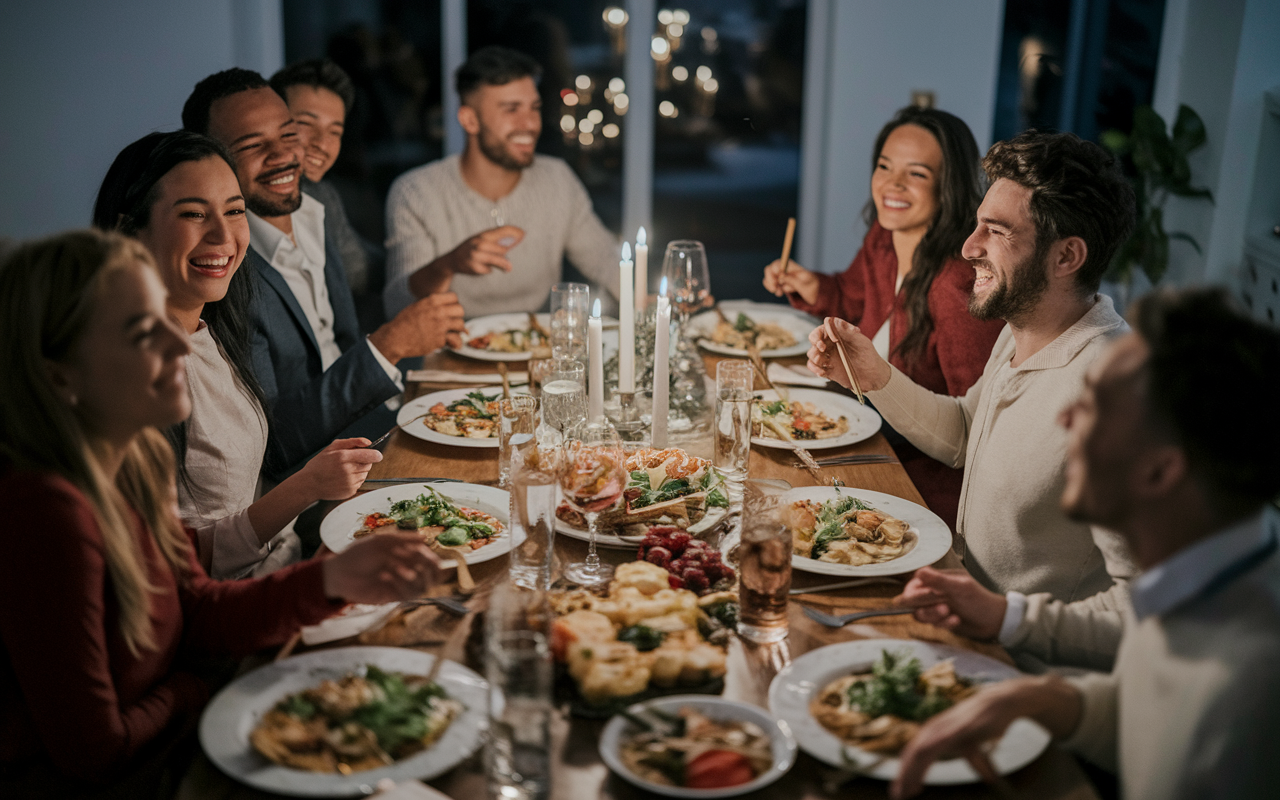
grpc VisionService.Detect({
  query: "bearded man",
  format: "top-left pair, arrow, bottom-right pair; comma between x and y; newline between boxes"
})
809,131 -> 1139,671
383,46 -> 619,318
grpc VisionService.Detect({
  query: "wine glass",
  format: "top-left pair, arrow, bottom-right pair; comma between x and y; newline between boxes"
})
559,419 -> 625,586
661,240 -> 711,333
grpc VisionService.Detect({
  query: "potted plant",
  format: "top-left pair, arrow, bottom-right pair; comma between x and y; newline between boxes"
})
1101,104 -> 1214,293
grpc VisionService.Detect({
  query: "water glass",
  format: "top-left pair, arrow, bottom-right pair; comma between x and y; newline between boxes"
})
737,482 -> 791,643
485,617 -> 553,800
527,345 -> 554,397
714,360 -> 754,480
549,282 -> 590,361
499,396 -> 539,489
661,240 -> 711,324
509,438 -> 559,589
541,358 -> 587,433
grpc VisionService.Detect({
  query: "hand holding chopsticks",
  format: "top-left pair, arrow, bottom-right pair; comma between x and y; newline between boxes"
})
806,317 -> 892,402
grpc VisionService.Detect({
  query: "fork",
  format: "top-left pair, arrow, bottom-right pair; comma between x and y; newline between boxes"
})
801,605 -> 914,627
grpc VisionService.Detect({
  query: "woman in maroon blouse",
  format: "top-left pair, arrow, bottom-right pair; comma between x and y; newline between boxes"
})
763,107 -> 1005,531
0,230 -> 443,797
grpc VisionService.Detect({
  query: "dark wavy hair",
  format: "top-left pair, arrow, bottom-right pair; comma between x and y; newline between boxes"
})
92,130 -> 267,498
456,45 -> 542,103
982,130 -> 1136,294
270,58 -> 356,114
1131,287 -> 1280,509
862,106 -> 983,365
182,67 -> 269,135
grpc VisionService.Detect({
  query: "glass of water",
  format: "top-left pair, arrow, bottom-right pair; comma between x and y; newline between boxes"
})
714,360 -> 754,543
540,358 -> 587,434
549,282 -> 589,361
485,584 -> 553,800
499,396 -> 539,489
509,436 -> 559,589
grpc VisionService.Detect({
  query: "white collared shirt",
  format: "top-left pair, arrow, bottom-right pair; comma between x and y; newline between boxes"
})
247,196 -> 402,396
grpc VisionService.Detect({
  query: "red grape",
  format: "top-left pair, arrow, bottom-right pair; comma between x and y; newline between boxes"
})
644,546 -> 673,569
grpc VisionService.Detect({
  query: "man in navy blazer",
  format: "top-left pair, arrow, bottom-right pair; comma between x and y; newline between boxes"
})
184,69 -> 466,479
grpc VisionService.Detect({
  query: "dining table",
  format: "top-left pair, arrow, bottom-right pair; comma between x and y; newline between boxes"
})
179,343 -> 1102,800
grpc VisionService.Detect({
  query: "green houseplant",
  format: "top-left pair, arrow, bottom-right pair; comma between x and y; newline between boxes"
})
1101,104 -> 1214,285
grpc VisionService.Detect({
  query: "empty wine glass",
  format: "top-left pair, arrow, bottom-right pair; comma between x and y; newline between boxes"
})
559,420 -> 625,586
661,240 -> 711,333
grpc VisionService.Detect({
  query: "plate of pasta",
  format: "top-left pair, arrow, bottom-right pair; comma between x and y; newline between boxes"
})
750,388 -> 881,450
780,487 -> 950,576
688,301 -> 817,358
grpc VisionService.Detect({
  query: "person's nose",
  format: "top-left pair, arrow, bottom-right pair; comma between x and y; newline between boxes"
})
205,212 -> 233,244
961,227 -> 983,261
162,316 -> 192,358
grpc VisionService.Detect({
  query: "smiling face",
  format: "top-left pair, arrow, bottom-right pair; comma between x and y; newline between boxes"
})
962,178 -> 1049,323
461,77 -> 542,171
870,124 -> 942,238
133,156 -> 248,323
285,84 -> 346,182
54,266 -> 192,443
206,86 -> 303,218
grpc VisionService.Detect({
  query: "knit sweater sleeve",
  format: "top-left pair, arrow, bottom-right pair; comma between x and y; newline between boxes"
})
864,363 -> 985,468
1062,671 -> 1119,772
558,162 -> 620,299
1005,527 -> 1138,671
0,474 -> 208,782
383,170 -> 441,317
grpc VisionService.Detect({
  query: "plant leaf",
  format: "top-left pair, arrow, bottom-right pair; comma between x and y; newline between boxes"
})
1101,129 -> 1130,155
1143,207 -> 1169,284
1171,104 -> 1207,154
1168,231 -> 1203,254
1166,184 -> 1214,202
1131,106 -> 1175,179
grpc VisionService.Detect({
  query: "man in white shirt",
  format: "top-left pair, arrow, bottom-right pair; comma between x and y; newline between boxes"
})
383,46 -> 619,318
889,287 -> 1280,800
183,68 -> 467,477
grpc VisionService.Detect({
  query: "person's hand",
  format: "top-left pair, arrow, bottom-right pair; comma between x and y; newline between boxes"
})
894,567 -> 1007,641
297,438 -> 382,502
369,291 -> 468,362
321,532 -> 444,603
443,225 -> 524,276
806,317 -> 892,392
762,258 -> 820,304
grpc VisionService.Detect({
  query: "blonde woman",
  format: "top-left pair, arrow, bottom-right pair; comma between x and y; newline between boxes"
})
0,230 -> 441,795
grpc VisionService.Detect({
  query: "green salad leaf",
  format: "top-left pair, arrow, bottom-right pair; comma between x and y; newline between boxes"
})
845,651 -> 959,722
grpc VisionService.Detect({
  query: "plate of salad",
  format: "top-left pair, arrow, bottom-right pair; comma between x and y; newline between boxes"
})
319,482 -> 517,565
394,387 -> 528,449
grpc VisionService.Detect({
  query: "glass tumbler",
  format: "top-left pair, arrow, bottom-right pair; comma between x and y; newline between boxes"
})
737,481 -> 792,643
498,396 -> 539,489
549,282 -> 590,362
485,586 -> 553,800
714,360 -> 754,544
508,436 -> 559,590
540,358 -> 587,434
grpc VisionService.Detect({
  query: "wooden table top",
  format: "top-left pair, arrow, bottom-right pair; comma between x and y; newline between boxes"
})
183,349 -> 1099,800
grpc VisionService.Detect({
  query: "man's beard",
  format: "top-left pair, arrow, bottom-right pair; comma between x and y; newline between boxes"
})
968,245 -> 1050,324
478,127 -> 535,171
244,164 -> 303,218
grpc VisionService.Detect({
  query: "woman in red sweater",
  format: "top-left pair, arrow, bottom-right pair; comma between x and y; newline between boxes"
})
0,230 -> 443,797
763,106 -> 1005,531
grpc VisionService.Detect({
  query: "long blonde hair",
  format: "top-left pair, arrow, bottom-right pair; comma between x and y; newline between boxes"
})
0,230 -> 193,655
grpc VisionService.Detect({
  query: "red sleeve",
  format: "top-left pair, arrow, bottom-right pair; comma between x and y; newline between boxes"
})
0,474 -> 208,782
929,259 -> 1007,396
177,545 -> 343,658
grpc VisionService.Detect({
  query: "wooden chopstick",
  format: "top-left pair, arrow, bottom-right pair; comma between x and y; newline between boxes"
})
779,217 -> 796,275
824,318 -> 865,405
498,362 -> 511,400
746,343 -> 788,402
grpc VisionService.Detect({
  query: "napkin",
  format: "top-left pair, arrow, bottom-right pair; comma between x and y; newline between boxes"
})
767,363 -> 828,387
300,602 -> 399,645
406,369 -> 529,385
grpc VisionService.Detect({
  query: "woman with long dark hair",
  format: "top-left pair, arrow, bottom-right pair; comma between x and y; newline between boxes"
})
0,230 -> 440,795
763,106 -> 1004,530
94,131 -> 380,578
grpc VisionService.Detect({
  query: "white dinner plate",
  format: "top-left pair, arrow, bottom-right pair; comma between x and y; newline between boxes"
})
395,387 -> 516,449
750,388 -> 882,450
599,695 -> 798,797
451,312 -> 618,362
554,506 -> 730,549
768,639 -> 1050,785
781,486 -> 950,577
319,482 -> 516,563
689,301 -> 818,358
199,647 -> 488,797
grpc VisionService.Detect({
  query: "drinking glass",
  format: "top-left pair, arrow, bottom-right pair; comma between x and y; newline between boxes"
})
485,584 -> 553,800
499,396 -> 539,489
540,358 -> 587,434
559,420 -> 625,586
737,481 -> 792,643
549,282 -> 590,361
508,437 -> 559,589
661,240 -> 711,331
714,360 -> 754,543
527,345 -> 554,398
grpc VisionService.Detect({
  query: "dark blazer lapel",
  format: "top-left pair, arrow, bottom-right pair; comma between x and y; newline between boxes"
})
322,218 -> 362,350
248,246 -> 322,357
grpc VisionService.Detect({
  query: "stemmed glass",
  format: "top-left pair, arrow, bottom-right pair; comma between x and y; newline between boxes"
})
559,420 -> 626,586
661,240 -> 711,335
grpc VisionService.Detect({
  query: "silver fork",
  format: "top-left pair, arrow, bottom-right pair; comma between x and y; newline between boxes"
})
801,605 -> 914,627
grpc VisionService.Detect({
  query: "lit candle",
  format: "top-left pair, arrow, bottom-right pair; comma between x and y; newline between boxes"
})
635,226 -> 649,313
619,242 -> 635,393
588,298 -> 604,420
652,277 -> 670,447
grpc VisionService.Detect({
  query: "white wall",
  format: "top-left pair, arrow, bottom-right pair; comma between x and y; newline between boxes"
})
798,0 -> 1005,274
0,0 -> 283,240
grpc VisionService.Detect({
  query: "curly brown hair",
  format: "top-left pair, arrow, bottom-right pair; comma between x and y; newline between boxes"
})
982,130 -> 1135,293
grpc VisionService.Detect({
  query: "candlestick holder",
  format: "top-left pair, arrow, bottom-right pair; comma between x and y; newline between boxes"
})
605,390 -> 650,443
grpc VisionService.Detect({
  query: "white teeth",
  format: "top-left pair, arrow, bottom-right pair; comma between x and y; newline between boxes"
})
268,174 -> 295,185
191,257 -> 230,267
883,199 -> 909,209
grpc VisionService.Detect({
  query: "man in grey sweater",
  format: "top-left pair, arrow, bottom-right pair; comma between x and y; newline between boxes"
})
890,288 -> 1280,800
383,46 -> 619,318
809,131 -> 1138,671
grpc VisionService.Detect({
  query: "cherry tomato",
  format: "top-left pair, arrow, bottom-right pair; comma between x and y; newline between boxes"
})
684,749 -> 756,789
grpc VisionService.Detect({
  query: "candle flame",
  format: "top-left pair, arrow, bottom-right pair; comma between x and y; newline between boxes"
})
637,226 -> 647,245
622,241 -> 631,261
592,298 -> 602,317
658,275 -> 668,296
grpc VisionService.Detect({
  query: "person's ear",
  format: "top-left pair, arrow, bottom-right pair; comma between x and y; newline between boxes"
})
44,359 -> 81,408
1135,444 -> 1188,499
1050,236 -> 1088,281
458,104 -> 480,136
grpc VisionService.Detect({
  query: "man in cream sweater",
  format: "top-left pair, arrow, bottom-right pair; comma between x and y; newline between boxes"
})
810,131 -> 1138,671
890,288 -> 1280,800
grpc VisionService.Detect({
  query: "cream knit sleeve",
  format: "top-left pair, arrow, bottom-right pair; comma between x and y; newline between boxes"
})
1062,671 -> 1119,772
383,173 -> 442,318
558,162 -> 620,299
864,364 -> 984,468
